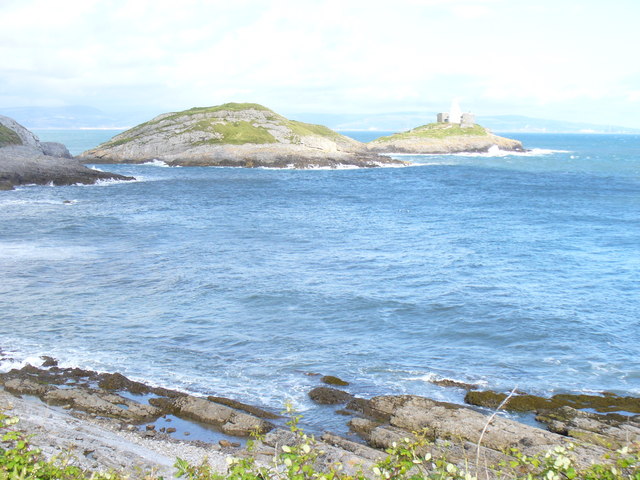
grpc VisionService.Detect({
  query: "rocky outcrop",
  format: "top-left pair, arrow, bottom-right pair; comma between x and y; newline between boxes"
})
80,103 -> 405,169
0,115 -> 133,189
256,428 -> 385,477
465,389 -> 640,413
169,395 -> 274,436
537,406 -> 640,449
368,122 -> 524,154
344,394 -> 632,472
44,387 -> 161,422
40,141 -> 72,158
309,386 -> 354,405
0,362 -> 274,438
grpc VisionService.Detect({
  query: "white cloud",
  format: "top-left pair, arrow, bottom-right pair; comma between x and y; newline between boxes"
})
1,0 -> 640,126
627,91 -> 640,102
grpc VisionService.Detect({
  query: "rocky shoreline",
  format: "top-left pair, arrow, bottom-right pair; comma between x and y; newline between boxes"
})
1,353 -> 638,478
0,115 -> 133,190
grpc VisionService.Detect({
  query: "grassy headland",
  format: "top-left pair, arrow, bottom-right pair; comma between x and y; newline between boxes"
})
373,122 -> 489,143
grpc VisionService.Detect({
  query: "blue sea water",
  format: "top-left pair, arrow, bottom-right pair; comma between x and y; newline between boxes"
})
1,131 -> 639,433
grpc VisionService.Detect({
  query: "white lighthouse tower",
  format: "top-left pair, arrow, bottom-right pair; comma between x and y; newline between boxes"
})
436,99 -> 475,128
448,98 -> 462,124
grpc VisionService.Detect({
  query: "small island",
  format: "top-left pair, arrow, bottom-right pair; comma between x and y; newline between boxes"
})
368,101 -> 524,154
81,103 -> 405,169
0,115 -> 132,190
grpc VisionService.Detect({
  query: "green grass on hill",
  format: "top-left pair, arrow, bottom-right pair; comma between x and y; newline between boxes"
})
183,103 -> 273,115
285,119 -> 345,142
191,120 -> 277,145
0,124 -> 22,147
374,122 -> 488,142
100,104 -> 349,149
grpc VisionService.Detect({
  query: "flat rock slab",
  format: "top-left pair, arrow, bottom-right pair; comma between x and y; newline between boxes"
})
172,396 -> 274,436
0,145 -> 133,189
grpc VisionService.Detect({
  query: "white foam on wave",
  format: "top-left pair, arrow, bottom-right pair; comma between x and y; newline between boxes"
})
141,159 -> 176,167
260,162 -> 410,171
75,177 -> 141,187
258,164 -> 363,171
389,146 -> 570,161
448,146 -> 571,158
0,197 -> 70,207
0,355 -> 45,374
404,372 -> 489,388
0,241 -> 96,261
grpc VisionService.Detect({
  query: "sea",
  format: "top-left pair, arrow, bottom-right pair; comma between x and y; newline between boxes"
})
1,129 -> 639,434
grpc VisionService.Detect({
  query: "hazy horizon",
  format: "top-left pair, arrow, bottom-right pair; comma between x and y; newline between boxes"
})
2,0 -> 639,129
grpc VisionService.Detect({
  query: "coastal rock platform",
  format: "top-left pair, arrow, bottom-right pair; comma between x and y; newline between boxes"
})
1,355 -> 638,478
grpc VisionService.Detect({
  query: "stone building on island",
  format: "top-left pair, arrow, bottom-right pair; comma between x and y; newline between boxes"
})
437,99 -> 475,128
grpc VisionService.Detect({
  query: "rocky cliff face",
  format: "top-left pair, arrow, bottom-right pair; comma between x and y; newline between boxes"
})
0,115 -> 133,190
368,122 -> 524,154
81,103 -> 404,168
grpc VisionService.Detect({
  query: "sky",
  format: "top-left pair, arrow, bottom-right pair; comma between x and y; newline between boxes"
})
1,0 -> 640,128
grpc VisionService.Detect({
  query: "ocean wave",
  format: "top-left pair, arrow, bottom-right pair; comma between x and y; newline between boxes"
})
452,146 -> 571,157
0,241 -> 97,261
75,177 -> 141,187
389,146 -> 570,160
259,163 -> 406,170
141,159 -> 176,167
0,198 -> 72,206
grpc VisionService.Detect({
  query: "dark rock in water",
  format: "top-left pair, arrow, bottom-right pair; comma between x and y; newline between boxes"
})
320,375 -> 349,386
166,427 -> 176,434
67,367 -> 97,378
40,356 -> 58,367
207,395 -> 279,419
17,363 -> 42,375
98,372 -> 150,395
465,390 -> 640,414
430,378 -> 479,390
309,386 -> 354,405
